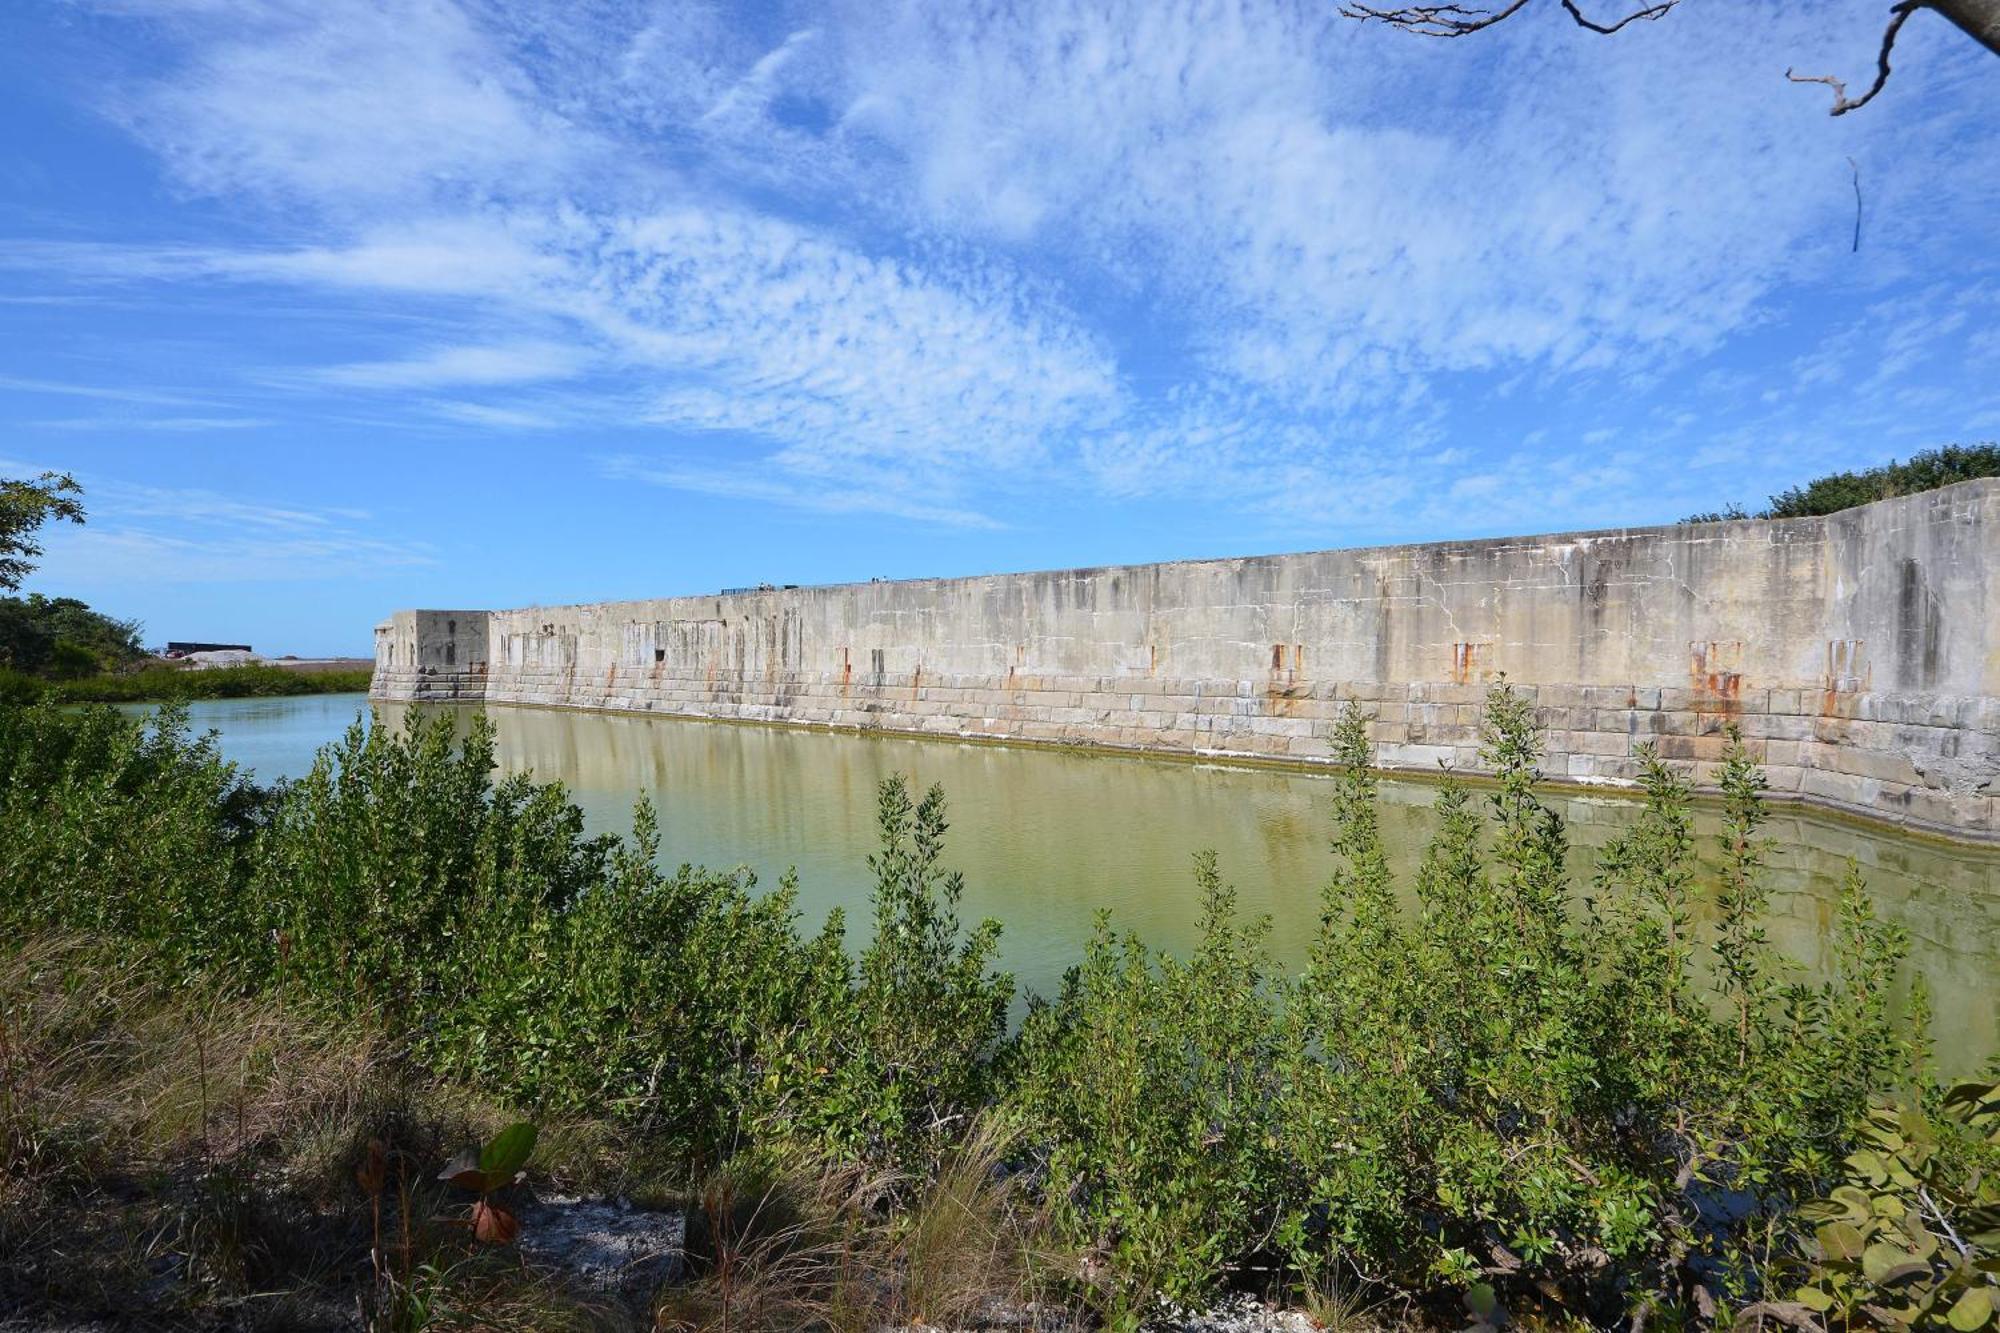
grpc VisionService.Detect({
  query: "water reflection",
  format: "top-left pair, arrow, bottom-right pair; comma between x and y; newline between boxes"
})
358,701 -> 1997,1070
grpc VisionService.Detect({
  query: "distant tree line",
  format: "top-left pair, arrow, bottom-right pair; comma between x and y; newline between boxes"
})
1683,442 -> 2000,523
0,593 -> 145,679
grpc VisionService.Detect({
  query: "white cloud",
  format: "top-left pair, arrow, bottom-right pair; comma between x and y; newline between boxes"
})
317,341 -> 586,389
824,0 -> 1997,401
426,400 -> 560,429
113,0 -> 583,209
21,0 -> 1998,541
42,526 -> 437,583
14,467 -> 422,583
598,454 -> 1003,529
25,416 -> 270,431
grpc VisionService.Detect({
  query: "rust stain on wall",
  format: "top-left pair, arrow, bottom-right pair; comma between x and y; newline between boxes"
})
1690,640 -> 1743,715
1450,641 -> 1490,685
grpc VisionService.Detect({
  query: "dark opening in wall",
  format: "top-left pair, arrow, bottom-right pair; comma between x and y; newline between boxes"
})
871,647 -> 886,676
447,619 -> 456,636
654,648 -> 666,663
1271,643 -> 1286,670
446,643 -> 455,665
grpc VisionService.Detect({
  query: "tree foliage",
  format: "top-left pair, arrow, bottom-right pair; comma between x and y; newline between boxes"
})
0,471 -> 85,594
1684,443 -> 2000,524
0,592 -> 145,677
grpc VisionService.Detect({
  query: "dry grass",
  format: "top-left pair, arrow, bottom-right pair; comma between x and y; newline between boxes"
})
653,1122 -> 1070,1333
1,938 -> 1076,1333
0,937 -> 616,1330
1290,1254 -> 1407,1333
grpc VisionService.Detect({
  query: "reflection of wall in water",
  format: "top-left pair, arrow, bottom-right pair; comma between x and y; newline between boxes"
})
377,699 -> 2000,1070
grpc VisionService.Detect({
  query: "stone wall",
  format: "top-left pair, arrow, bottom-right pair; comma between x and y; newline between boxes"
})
373,479 -> 2000,842
371,609 -> 490,702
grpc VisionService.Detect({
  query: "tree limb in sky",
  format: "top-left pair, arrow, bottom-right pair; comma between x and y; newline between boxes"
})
0,472 -> 86,592
1340,0 -> 2000,115
1786,2 -> 1921,115
1337,0 -> 1675,39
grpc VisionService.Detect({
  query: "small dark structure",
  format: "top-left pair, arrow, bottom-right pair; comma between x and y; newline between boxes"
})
164,641 -> 252,658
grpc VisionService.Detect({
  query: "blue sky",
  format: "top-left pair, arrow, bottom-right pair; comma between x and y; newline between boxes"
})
2,1 -> 1996,656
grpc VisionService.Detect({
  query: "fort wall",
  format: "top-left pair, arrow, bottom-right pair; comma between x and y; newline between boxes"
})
373,479 -> 2000,842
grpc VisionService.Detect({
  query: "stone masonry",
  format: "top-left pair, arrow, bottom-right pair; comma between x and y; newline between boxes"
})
374,480 -> 2000,843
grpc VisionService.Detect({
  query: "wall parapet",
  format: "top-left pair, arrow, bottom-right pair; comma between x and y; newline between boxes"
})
372,479 -> 2000,842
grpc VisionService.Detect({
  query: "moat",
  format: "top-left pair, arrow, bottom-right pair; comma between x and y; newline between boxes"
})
157,692 -> 2000,1069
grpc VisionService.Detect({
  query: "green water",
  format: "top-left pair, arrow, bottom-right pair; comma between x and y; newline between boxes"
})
150,694 -> 2000,1069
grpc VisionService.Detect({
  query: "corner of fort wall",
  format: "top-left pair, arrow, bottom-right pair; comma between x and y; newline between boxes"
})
371,478 -> 2000,842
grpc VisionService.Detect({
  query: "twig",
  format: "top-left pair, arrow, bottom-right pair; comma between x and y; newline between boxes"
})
1341,0 -> 1675,35
1340,1 -> 1533,36
1848,157 -> 1862,252
1787,2 -> 1922,115
1917,1185 -> 1971,1260
1558,0 -> 1678,33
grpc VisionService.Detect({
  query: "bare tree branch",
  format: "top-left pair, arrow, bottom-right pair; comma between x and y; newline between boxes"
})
1338,1 -> 1534,37
1338,0 -> 1675,37
1341,0 -> 1998,115
1786,2 -> 1922,115
1556,0 -> 1679,34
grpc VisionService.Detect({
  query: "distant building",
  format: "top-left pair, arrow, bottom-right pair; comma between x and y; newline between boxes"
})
165,641 -> 251,658
182,649 -> 268,670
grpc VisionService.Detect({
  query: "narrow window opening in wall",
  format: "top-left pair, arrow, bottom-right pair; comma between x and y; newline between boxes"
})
446,644 -> 455,665
1271,643 -> 1286,670
871,647 -> 886,675
654,648 -> 666,663
447,619 -> 456,636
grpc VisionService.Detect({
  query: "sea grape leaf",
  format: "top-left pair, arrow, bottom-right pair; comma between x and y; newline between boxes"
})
1817,1221 -> 1866,1261
1946,1288 -> 1993,1333
479,1122 -> 537,1184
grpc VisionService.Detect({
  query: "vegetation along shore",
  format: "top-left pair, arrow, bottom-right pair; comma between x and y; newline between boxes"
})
3,686 -> 1994,1332
0,660 -> 375,706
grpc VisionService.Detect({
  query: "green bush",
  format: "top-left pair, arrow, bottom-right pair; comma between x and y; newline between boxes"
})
0,687 -> 1971,1326
0,700 -> 267,981
1011,855 -> 1283,1317
1009,691 -> 1923,1325
51,663 -> 374,702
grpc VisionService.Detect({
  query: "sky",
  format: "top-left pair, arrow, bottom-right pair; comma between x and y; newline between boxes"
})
1,1 -> 1996,656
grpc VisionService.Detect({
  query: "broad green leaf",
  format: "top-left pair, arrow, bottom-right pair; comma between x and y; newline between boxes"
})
1864,1242 -> 1917,1283
1817,1221 -> 1866,1261
479,1122 -> 538,1184
1794,1286 -> 1835,1312
1946,1289 -> 1993,1333
1832,1185 -> 1874,1219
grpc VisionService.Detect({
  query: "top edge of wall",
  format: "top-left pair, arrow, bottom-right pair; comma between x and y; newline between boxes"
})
396,476 -> 2000,618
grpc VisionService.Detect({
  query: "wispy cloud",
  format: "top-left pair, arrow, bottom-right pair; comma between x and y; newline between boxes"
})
25,416 -> 270,431
43,526 -> 437,583
12,463 -> 422,583
8,0 -> 1995,544
598,454 -> 1003,530
426,400 -> 560,429
0,373 -> 220,408
316,341 -> 586,389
